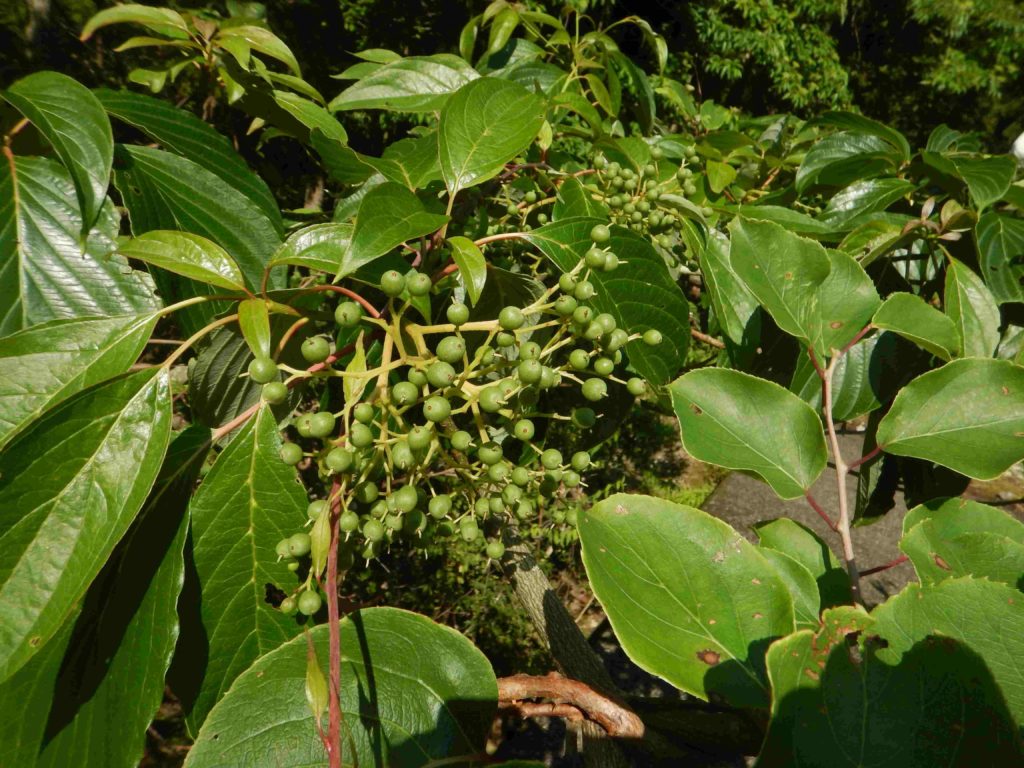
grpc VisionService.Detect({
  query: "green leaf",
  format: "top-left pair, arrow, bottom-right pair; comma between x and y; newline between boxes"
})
872,578 -> 1024,725
872,292 -> 960,360
670,368 -> 827,499
727,217 -> 831,347
758,602 -> 1022,767
876,358 -> 1024,480
447,236 -> 486,305
439,78 -> 545,195
1,157 -> 159,336
271,91 -> 347,142
817,111 -> 912,162
523,218 -> 690,384
185,608 -> 497,767
945,257 -> 1001,358
270,223 -> 352,273
578,494 -> 794,707
80,4 -> 189,40
216,26 -> 300,75
553,177 -> 608,221
345,182 -> 448,279
184,406 -> 306,729
976,212 -> 1024,304
705,160 -> 737,194
311,132 -> 375,185
701,230 -> 759,347
806,249 -> 880,357
818,178 -> 916,230
611,51 -> 655,133
329,54 -> 478,112
951,155 -> 1016,211
238,299 -> 271,359
754,518 -> 851,608
118,231 -> 247,292
0,313 -> 156,450
487,7 -> 519,55
0,369 -> 171,683
736,204 -> 840,238
95,88 -> 281,231
795,132 -> 902,193
361,133 -> 442,190
37,426 -> 209,768
4,72 -> 113,230
759,549 -> 820,629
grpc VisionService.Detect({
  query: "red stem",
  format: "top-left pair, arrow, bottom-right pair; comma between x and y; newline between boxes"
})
805,492 -> 838,531
839,323 -> 875,356
326,477 -> 343,768
302,285 -> 382,318
860,554 -> 908,576
848,445 -> 882,470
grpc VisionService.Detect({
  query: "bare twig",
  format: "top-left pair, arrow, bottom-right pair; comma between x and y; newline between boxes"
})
690,328 -> 726,349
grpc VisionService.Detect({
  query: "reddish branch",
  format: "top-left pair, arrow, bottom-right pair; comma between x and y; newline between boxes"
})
497,673 -> 645,739
805,492 -> 838,531
325,478 -> 344,768
860,554 -> 908,576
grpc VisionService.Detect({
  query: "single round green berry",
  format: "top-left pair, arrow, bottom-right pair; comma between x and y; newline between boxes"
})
301,336 -> 331,364
593,357 -> 615,376
279,442 -> 303,465
288,532 -> 312,557
571,451 -> 591,472
423,396 -> 451,422
582,378 -> 608,402
585,248 -> 606,269
407,425 -> 433,451
590,224 -> 611,244
555,295 -> 578,316
428,494 -> 452,519
295,413 -> 316,438
275,538 -> 292,558
559,273 -> 577,293
506,202 -> 519,216
280,596 -> 298,615
602,252 -> 619,271
426,361 -> 456,389
518,358 -> 543,384
486,540 -> 506,559
565,506 -> 579,525
513,419 -> 535,441
572,306 -> 593,326
334,301 -> 363,328
606,328 -> 629,352
392,485 -> 419,513
447,302 -> 470,326
353,403 -> 375,424
339,510 -> 360,532
498,306 -> 525,330
436,336 -> 465,363
460,517 -> 480,542
450,430 -> 473,452
349,422 -> 374,449
309,411 -> 336,438
262,381 -> 288,404
478,441 -> 503,465
569,348 -> 590,371
488,461 -> 509,483
540,366 -> 558,388
380,270 -> 406,297
248,356 -> 278,384
479,386 -> 505,413
298,590 -> 322,615
497,332 -> 516,348
354,480 -> 379,505
363,518 -> 386,542
391,381 -> 420,406
572,407 -> 597,428
385,513 -> 405,531
643,329 -> 663,346
564,470 -> 581,488
520,340 -> 541,360
574,281 -> 595,301
627,377 -> 647,396
512,466 -> 531,487
406,368 -> 427,387
307,499 -> 329,520
541,448 -> 563,470
525,190 -> 538,203
595,313 -> 616,333
475,497 -> 490,515
391,441 -> 415,470
407,271 -> 432,296
326,447 -> 354,473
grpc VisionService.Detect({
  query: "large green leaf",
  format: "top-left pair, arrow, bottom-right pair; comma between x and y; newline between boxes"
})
439,78 -> 545,195
4,72 -> 113,229
185,406 -> 306,729
552,177 -> 608,220
671,368 -> 827,499
900,497 -> 1024,587
329,54 -> 478,112
118,231 -> 247,292
701,230 -> 760,347
361,133 -> 442,190
270,222 -> 352,273
945,257 -> 1000,358
806,249 -> 880,357
754,518 -> 851,609
876,358 -> 1024,480
0,313 -> 156,450
757,602 -> 1022,767
95,88 -> 281,231
345,182 -> 447,278
817,111 -> 912,162
80,4 -> 189,39
727,217 -> 831,346
0,369 -> 171,683
0,157 -> 159,336
272,90 -> 347,142
872,292 -> 960,360
578,494 -> 794,707
818,178 -> 916,230
758,549 -> 820,630
216,26 -> 300,75
523,218 -> 690,384
951,155 -> 1016,211
795,132 -> 902,193
447,236 -> 487,305
976,212 -> 1024,304
38,426 -> 209,768
872,578 -> 1024,724
185,608 -> 497,768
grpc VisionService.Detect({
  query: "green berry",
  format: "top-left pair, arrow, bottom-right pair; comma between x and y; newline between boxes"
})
520,341 -> 541,360
488,461 -> 509,483
512,466 -> 531,486
248,356 -> 278,384
288,532 -> 312,557
349,422 -> 374,448
602,252 -> 619,271
478,442 -> 503,465
309,412 -> 336,438
279,443 -> 303,465
307,499 -> 329,520
340,510 -> 360,532
582,378 -> 607,402
436,336 -> 465,363
541,448 -> 563,470
407,272 -> 432,296
391,441 -> 415,470
559,273 -> 577,293
298,590 -> 322,615
460,517 -> 480,542
513,419 -> 535,441
593,357 -> 615,376
391,381 -> 420,406
497,332 -> 516,348
571,451 -> 591,472
564,470 -> 581,488
498,306 -> 525,330
450,430 -> 473,452
447,302 -> 470,325
486,540 -> 506,559
643,329 -> 663,346
565,506 -> 579,525
518,359 -> 543,384
407,425 -> 433,451
525,190 -> 538,203
572,306 -> 593,326
479,386 -> 505,413
407,368 -> 427,387
423,396 -> 451,422
606,328 -> 629,351
301,336 -> 331,364
392,485 -> 419,513
428,494 -> 452,519
380,270 -> 406,297
280,596 -> 298,615
569,348 -> 590,371
326,447 -> 354,473
555,295 -> 578,316
627,377 -> 647,396
574,281 -> 595,301
585,248 -> 606,269
426,361 -> 456,388
275,538 -> 292,558
296,413 -> 316,438
262,381 -> 288,404
334,301 -> 363,328
353,403 -> 375,424
363,518 -> 386,542
354,480 -> 379,505
590,224 -> 611,244
540,366 -> 558,389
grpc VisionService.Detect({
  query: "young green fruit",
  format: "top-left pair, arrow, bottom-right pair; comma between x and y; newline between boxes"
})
297,590 -> 322,615
248,356 -> 278,384
288,532 -> 312,557
380,270 -> 406,297
498,306 -> 525,330
436,335 -> 465,363
262,381 -> 288,404
407,271 -> 432,296
334,301 -> 363,328
423,396 -> 451,422
590,224 -> 611,244
447,302 -> 470,325
279,443 -> 303,465
301,336 -> 331,364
